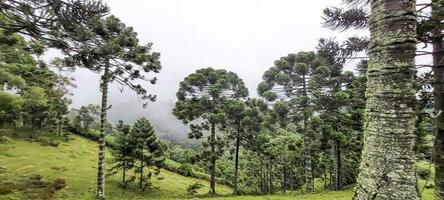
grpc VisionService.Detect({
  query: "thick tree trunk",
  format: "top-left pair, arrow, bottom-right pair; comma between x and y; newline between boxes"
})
209,123 -> 216,195
353,0 -> 419,199
97,64 -> 110,200
233,119 -> 241,195
331,140 -> 341,190
432,1 -> 444,199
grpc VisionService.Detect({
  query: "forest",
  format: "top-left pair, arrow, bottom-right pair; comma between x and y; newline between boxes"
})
0,0 -> 442,200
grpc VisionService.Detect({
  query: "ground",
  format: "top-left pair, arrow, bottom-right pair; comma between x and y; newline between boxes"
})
0,134 -> 435,200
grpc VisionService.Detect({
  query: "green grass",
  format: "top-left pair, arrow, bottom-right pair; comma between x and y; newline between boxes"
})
0,132 -> 436,200
0,134 -> 231,200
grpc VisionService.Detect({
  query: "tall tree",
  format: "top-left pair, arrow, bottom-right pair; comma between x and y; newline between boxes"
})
427,0 -> 444,198
258,52 -> 323,191
66,15 -> 161,199
173,67 -> 248,195
353,0 -> 420,199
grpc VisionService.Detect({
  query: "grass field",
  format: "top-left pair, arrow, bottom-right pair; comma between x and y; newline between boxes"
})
0,133 -> 435,200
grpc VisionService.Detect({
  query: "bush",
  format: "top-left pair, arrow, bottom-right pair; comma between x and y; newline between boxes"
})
0,136 -> 11,144
178,164 -> 193,176
186,182 -> 203,195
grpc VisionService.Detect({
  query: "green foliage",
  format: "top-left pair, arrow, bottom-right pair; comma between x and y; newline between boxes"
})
130,118 -> 165,191
173,67 -> 248,194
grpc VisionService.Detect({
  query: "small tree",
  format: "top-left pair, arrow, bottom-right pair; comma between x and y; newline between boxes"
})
108,120 -> 135,188
131,118 -> 164,191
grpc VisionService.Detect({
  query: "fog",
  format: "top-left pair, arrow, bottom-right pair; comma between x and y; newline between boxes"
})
61,0 -> 373,138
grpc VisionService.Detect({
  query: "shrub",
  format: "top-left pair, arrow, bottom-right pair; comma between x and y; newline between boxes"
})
178,163 -> 193,176
186,182 -> 203,195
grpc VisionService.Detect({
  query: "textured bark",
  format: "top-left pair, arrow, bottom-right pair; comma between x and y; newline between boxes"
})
233,119 -> 241,195
209,123 -> 216,195
353,0 -> 419,199
432,0 -> 444,199
97,64 -> 110,199
331,140 -> 341,190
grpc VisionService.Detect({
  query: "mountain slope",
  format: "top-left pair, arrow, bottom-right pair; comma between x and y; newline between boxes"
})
0,135 -> 231,200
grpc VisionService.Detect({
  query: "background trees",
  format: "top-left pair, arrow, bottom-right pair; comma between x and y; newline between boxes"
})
173,67 -> 248,195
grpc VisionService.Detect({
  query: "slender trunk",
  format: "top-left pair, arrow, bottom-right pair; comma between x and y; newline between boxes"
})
209,123 -> 216,195
353,0 -> 419,199
432,1 -> 444,199
268,162 -> 274,194
331,140 -> 341,190
122,167 -> 126,187
97,64 -> 110,200
302,74 -> 314,191
58,114 -> 62,137
140,148 -> 144,189
233,119 -> 241,195
324,171 -> 327,189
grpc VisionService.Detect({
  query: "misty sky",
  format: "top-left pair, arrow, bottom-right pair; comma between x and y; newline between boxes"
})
67,0 -> 366,108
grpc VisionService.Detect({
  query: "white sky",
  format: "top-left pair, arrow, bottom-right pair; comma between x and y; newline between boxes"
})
67,0 -> 368,108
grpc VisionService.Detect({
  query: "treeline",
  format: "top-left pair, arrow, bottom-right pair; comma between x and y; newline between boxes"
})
0,30 -> 71,135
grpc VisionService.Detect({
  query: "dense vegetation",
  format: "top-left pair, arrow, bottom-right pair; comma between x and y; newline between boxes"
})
0,0 -> 442,200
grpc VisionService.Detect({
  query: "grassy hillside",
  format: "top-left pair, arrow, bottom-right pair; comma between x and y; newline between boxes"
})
0,133 -> 435,200
0,134 -> 231,200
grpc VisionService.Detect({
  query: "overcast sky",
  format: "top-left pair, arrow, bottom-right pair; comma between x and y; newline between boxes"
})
67,0 -> 367,108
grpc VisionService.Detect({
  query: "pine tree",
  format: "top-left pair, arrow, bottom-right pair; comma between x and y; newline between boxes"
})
130,118 -> 164,191
258,52 -> 324,191
64,16 -> 161,199
108,120 -> 135,188
173,67 -> 248,195
353,0 -> 420,199
0,0 -> 109,49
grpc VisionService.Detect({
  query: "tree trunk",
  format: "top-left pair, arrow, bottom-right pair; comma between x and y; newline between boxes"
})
97,64 -> 110,200
302,74 -> 314,191
353,0 -> 419,199
331,140 -> 341,190
432,0 -> 444,198
233,119 -> 241,195
58,113 -> 62,137
140,148 -> 144,189
209,123 -> 216,195
122,167 -> 126,187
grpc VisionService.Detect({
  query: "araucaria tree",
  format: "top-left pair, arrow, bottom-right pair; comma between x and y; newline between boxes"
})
258,52 -> 323,191
66,16 -> 161,199
131,118 -> 164,191
353,0 -> 419,199
173,67 -> 248,195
